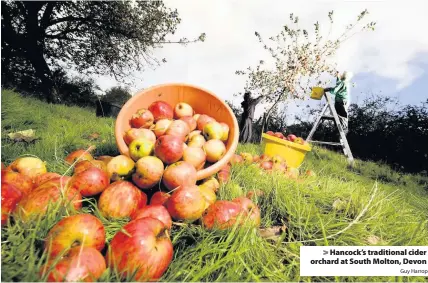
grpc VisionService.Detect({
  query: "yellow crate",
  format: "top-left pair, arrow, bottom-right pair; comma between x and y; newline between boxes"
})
310,86 -> 325,100
261,133 -> 311,168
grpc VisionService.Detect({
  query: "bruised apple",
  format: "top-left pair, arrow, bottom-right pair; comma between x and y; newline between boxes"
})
69,167 -> 110,197
98,181 -> 147,219
132,156 -> 164,189
123,128 -> 156,145
154,135 -> 184,165
150,191 -> 171,206
1,170 -> 33,195
151,119 -> 172,138
132,205 -> 172,229
166,185 -> 206,222
203,140 -> 226,163
162,161 -> 197,191
7,157 -> 47,179
1,183 -> 23,227
182,147 -> 206,170
148,101 -> 174,122
106,155 -> 135,181
130,108 -> 154,129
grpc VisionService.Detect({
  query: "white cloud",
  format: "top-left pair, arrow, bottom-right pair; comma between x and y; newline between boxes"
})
95,0 -> 428,121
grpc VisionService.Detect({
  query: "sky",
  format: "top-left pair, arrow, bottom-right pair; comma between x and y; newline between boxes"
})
95,0 -> 428,124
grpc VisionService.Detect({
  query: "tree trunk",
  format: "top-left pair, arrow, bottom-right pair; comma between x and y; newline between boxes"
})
259,97 -> 282,143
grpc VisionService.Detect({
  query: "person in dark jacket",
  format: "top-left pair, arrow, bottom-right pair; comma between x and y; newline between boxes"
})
239,91 -> 264,143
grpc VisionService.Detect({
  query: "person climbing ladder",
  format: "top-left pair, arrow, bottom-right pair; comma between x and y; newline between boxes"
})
239,91 -> 264,143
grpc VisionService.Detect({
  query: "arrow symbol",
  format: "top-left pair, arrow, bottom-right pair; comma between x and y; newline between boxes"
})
323,250 -> 328,255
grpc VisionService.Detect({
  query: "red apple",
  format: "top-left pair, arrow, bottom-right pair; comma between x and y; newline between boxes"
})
96,155 -> 114,166
123,128 -> 156,145
197,114 -> 215,131
132,205 -> 172,230
180,116 -> 197,132
183,147 -> 206,170
274,132 -> 284,139
232,196 -> 261,227
16,180 -> 82,222
151,119 -> 172,138
106,155 -> 135,181
148,101 -> 174,122
33,172 -> 62,188
166,185 -> 206,222
150,191 -> 171,206
162,161 -> 197,191
1,183 -> 23,227
107,217 -> 173,281
65,149 -> 94,165
203,140 -> 226,163
132,156 -> 164,189
74,160 -> 107,175
260,154 -> 270,161
266,131 -> 274,136
98,181 -> 147,219
154,135 -> 184,165
165,120 -> 190,141
40,247 -> 106,282
130,108 -> 154,128
69,167 -> 110,197
7,157 -> 47,179
287,134 -> 297,142
230,154 -> 244,164
44,214 -> 105,257
252,155 -> 260,163
259,161 -> 273,170
1,170 -> 33,195
174,102 -> 194,119
201,200 -> 242,230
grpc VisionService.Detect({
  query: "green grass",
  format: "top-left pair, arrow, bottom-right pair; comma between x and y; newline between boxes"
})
2,90 -> 428,282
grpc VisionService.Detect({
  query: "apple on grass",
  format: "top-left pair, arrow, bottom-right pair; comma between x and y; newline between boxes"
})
123,128 -> 156,145
44,214 -> 105,257
132,205 -> 172,230
162,161 -> 197,191
154,135 -> 184,165
1,183 -> 23,227
166,185 -> 206,222
107,217 -> 173,282
96,155 -> 114,166
203,121 -> 224,140
260,161 -> 273,171
106,155 -> 135,181
201,200 -> 242,230
180,116 -> 197,132
7,156 -> 47,180
148,101 -> 174,122
252,155 -> 260,163
230,154 -> 244,164
150,191 -> 171,206
174,102 -> 194,119
232,196 -> 261,227
128,138 -> 155,161
69,167 -> 110,197
240,152 -> 253,163
165,120 -> 190,141
183,147 -> 206,170
151,119 -> 173,138
130,108 -> 154,129
64,148 -> 94,165
132,156 -> 164,189
33,172 -> 62,188
73,160 -> 107,175
98,181 -> 147,219
203,140 -> 226,163
1,169 -> 33,195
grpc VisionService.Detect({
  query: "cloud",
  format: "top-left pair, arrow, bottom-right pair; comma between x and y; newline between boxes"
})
94,0 -> 428,120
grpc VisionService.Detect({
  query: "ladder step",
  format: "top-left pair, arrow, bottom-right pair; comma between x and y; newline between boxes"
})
321,115 -> 335,120
308,141 -> 342,146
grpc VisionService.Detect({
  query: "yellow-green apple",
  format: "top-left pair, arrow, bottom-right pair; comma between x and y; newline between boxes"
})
40,247 -> 106,282
232,196 -> 261,227
240,152 -> 253,163
294,137 -> 305,145
132,205 -> 172,229
174,102 -> 194,119
188,130 -> 201,140
107,217 -> 173,281
96,155 -> 114,166
220,122 -> 229,141
203,121 -> 224,140
33,172 -> 61,188
1,170 -> 33,195
69,167 -> 110,197
199,185 -> 216,210
230,154 -> 244,164
183,147 -> 206,170
98,181 -> 147,219
165,120 -> 190,141
180,116 -> 197,132
16,180 -> 82,222
1,183 -> 23,227
199,176 -> 220,192
151,119 -> 172,138
74,160 -> 107,175
106,155 -> 135,181
166,185 -> 206,222
197,114 -> 215,131
123,128 -> 156,145
65,149 -> 94,165
188,134 -> 206,148
148,101 -> 174,122
162,161 -> 197,191
203,140 -> 226,163
7,157 -> 47,179
130,108 -> 154,128
150,191 -> 171,206
259,161 -> 273,171
154,135 -> 184,164
44,214 -> 105,257
132,156 -> 164,189
201,200 -> 242,230
287,134 -> 297,142
193,113 -> 201,122
128,138 -> 155,161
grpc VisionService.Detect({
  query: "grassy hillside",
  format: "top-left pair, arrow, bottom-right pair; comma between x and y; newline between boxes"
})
1,90 -> 428,282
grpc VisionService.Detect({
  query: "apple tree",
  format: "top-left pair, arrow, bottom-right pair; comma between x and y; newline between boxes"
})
235,10 -> 376,140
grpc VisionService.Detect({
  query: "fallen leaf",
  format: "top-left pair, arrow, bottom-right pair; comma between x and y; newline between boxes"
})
259,225 -> 288,239
7,129 -> 38,143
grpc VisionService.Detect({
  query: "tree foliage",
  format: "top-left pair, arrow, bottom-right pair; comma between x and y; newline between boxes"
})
103,86 -> 132,106
235,10 -> 376,140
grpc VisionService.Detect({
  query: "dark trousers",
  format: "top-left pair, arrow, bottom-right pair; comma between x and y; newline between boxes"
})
334,100 -> 349,134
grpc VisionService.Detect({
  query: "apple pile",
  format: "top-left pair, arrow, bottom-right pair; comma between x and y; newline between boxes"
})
265,131 -> 310,147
